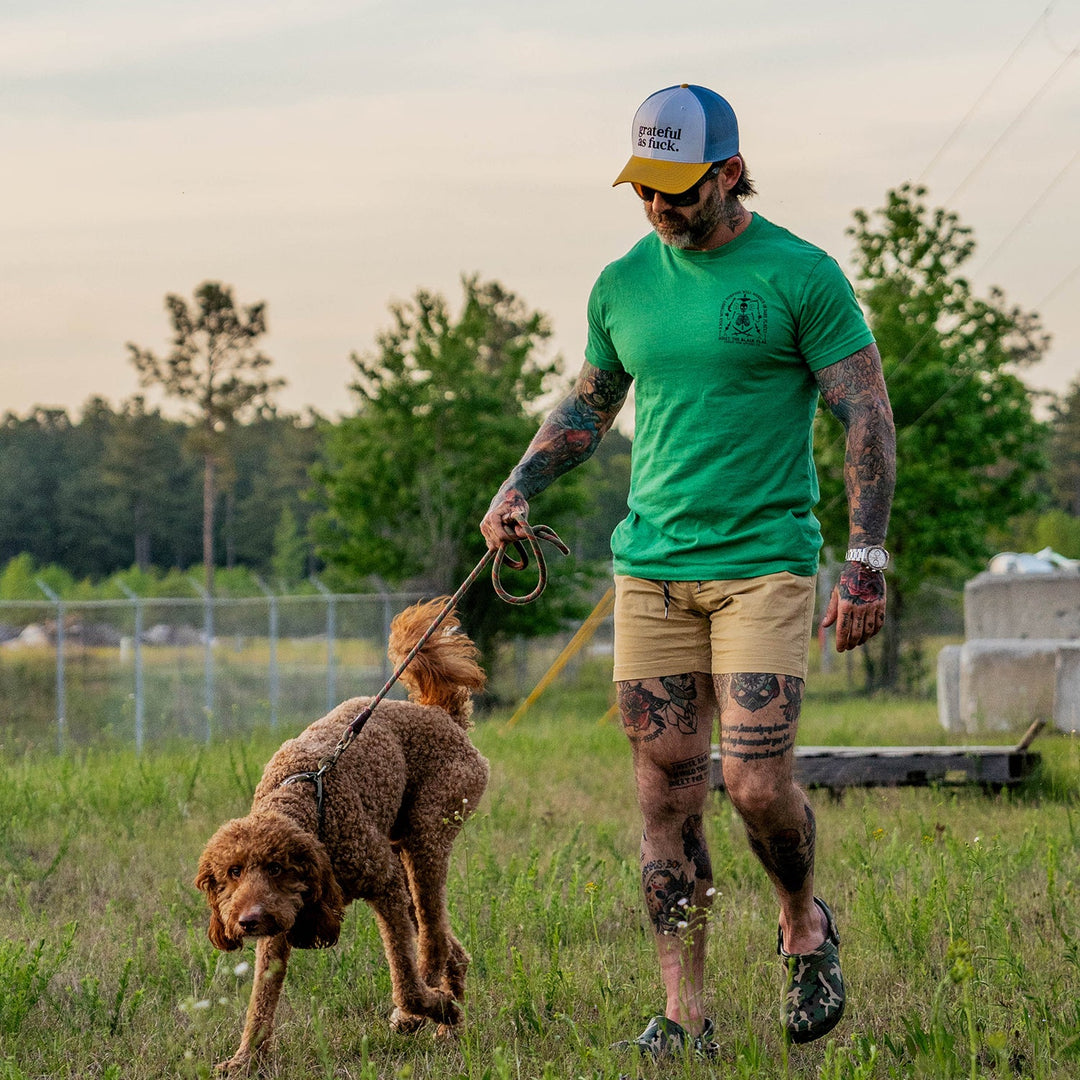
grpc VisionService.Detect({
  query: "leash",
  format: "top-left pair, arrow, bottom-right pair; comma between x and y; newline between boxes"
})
280,515 -> 569,832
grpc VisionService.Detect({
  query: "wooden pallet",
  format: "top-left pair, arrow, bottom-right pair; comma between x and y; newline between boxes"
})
709,722 -> 1045,792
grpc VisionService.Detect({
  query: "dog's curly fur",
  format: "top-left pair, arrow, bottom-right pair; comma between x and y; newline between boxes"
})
194,599 -> 489,1073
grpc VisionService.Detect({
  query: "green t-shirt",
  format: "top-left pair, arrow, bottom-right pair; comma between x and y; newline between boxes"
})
585,213 -> 874,580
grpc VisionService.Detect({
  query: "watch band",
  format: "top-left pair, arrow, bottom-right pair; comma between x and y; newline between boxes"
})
846,546 -> 889,571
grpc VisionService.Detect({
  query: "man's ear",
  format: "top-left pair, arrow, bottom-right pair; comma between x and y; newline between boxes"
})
718,155 -> 743,193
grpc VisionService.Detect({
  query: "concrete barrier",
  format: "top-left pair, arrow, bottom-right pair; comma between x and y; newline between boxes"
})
1054,644 -> 1080,735
957,639 -> 1059,733
965,572 -> 1080,640
936,645 -> 963,733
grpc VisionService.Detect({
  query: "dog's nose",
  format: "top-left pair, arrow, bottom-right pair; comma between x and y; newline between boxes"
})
238,909 -> 264,934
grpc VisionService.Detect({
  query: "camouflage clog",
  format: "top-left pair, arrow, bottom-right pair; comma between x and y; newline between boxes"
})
779,897 -> 845,1044
612,1014 -> 720,1060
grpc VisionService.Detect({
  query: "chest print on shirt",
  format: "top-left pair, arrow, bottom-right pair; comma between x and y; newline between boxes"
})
718,291 -> 768,345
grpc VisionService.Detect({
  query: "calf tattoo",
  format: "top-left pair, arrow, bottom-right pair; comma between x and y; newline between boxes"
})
620,673 -> 699,742
642,859 -> 694,934
682,813 -> 712,882
642,814 -> 711,935
747,802 -> 816,895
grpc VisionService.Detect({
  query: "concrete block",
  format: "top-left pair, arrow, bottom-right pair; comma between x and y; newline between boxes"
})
1053,644 -> 1080,735
936,645 -> 962,732
964,572 -> 1080,640
958,639 -> 1059,734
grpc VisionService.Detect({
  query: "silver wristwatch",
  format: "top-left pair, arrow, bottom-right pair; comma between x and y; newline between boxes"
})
846,545 -> 890,571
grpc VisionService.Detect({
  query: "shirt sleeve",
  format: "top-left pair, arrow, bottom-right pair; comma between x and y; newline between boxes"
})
583,272 -> 626,373
796,255 -> 876,372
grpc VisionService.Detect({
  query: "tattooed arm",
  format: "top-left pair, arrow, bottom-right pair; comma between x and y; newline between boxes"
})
815,343 -> 896,651
480,361 -> 633,549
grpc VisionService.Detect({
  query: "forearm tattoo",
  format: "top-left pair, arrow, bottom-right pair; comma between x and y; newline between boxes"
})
718,674 -> 803,760
815,344 -> 895,546
620,673 -> 699,743
503,364 -> 632,501
746,802 -> 816,895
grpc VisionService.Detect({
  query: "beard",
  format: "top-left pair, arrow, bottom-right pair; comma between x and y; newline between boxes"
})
645,185 -> 741,249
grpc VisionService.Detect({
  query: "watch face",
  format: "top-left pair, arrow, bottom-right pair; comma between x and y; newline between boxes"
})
867,547 -> 888,570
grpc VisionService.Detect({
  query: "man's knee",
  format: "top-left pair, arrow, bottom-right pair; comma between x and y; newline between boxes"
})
722,760 -> 791,821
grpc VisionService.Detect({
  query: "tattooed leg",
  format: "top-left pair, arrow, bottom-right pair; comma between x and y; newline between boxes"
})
619,673 -> 717,1034
716,673 -> 827,955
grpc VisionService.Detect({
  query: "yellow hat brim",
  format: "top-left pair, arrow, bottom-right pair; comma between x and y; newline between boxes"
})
612,156 -> 713,192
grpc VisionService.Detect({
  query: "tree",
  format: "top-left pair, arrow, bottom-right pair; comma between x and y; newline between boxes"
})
311,275 -> 597,663
226,410 -> 323,577
815,184 -> 1050,690
1048,378 -> 1080,516
128,282 -> 284,594
99,396 -> 200,571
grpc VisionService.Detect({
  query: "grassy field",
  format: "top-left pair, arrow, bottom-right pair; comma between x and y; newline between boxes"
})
0,653 -> 1078,1079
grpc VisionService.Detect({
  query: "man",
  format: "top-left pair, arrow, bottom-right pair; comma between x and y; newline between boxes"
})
480,83 -> 895,1058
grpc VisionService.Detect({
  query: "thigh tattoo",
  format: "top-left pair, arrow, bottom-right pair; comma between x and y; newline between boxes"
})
720,674 -> 804,761
620,673 -> 700,743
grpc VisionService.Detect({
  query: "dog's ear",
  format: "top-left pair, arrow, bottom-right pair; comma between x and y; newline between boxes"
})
194,844 -> 245,952
285,833 -> 345,949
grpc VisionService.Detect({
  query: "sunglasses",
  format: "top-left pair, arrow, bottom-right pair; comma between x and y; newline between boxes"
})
632,163 -> 722,207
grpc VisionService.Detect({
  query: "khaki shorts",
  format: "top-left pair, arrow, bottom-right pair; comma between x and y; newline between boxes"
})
612,573 -> 817,682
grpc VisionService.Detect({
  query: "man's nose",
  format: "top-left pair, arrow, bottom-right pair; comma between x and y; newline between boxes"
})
650,191 -> 673,212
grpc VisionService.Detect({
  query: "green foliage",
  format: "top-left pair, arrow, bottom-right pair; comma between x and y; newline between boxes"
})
311,275 -> 598,659
1005,508 -> 1080,560
819,184 -> 1050,686
99,395 -> 201,571
1048,377 -> 1080,515
270,505 -> 308,587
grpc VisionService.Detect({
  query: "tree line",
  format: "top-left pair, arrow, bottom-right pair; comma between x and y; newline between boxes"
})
2,186 -> 1078,680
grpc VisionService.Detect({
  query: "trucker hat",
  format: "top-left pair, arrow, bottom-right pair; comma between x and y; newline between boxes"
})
612,83 -> 739,193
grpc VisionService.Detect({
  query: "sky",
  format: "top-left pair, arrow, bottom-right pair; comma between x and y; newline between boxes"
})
3,0 -> 1078,424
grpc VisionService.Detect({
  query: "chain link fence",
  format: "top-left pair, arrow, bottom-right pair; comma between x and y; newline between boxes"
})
0,588 -> 615,755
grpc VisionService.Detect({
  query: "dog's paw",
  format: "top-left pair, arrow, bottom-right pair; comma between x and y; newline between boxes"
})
434,1022 -> 460,1040
215,1056 -> 251,1076
428,990 -> 461,1027
390,1007 -> 428,1035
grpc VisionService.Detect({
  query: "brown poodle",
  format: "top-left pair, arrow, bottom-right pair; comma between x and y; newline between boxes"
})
194,599 -> 489,1074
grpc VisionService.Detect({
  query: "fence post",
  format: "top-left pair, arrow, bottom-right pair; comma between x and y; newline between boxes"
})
312,577 -> 337,713
35,580 -> 65,754
118,583 -> 145,755
189,577 -> 214,743
254,576 -> 280,730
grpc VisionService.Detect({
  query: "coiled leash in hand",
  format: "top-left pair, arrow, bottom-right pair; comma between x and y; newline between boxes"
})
280,515 -> 569,831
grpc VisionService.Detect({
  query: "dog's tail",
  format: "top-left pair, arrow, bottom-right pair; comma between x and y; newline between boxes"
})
388,598 -> 486,725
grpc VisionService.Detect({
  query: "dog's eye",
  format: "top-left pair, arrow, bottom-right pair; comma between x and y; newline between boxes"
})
227,865 -> 243,879
266,862 -> 283,877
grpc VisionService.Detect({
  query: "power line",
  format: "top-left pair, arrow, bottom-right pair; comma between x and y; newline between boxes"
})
919,2 -> 1056,183
946,45 -> 1079,203
977,147 -> 1080,274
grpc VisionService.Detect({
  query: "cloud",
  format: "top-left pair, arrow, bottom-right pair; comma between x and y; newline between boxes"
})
0,0 -> 360,79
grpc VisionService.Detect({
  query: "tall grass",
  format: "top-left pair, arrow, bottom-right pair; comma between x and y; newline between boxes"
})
0,664 -> 1077,1078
